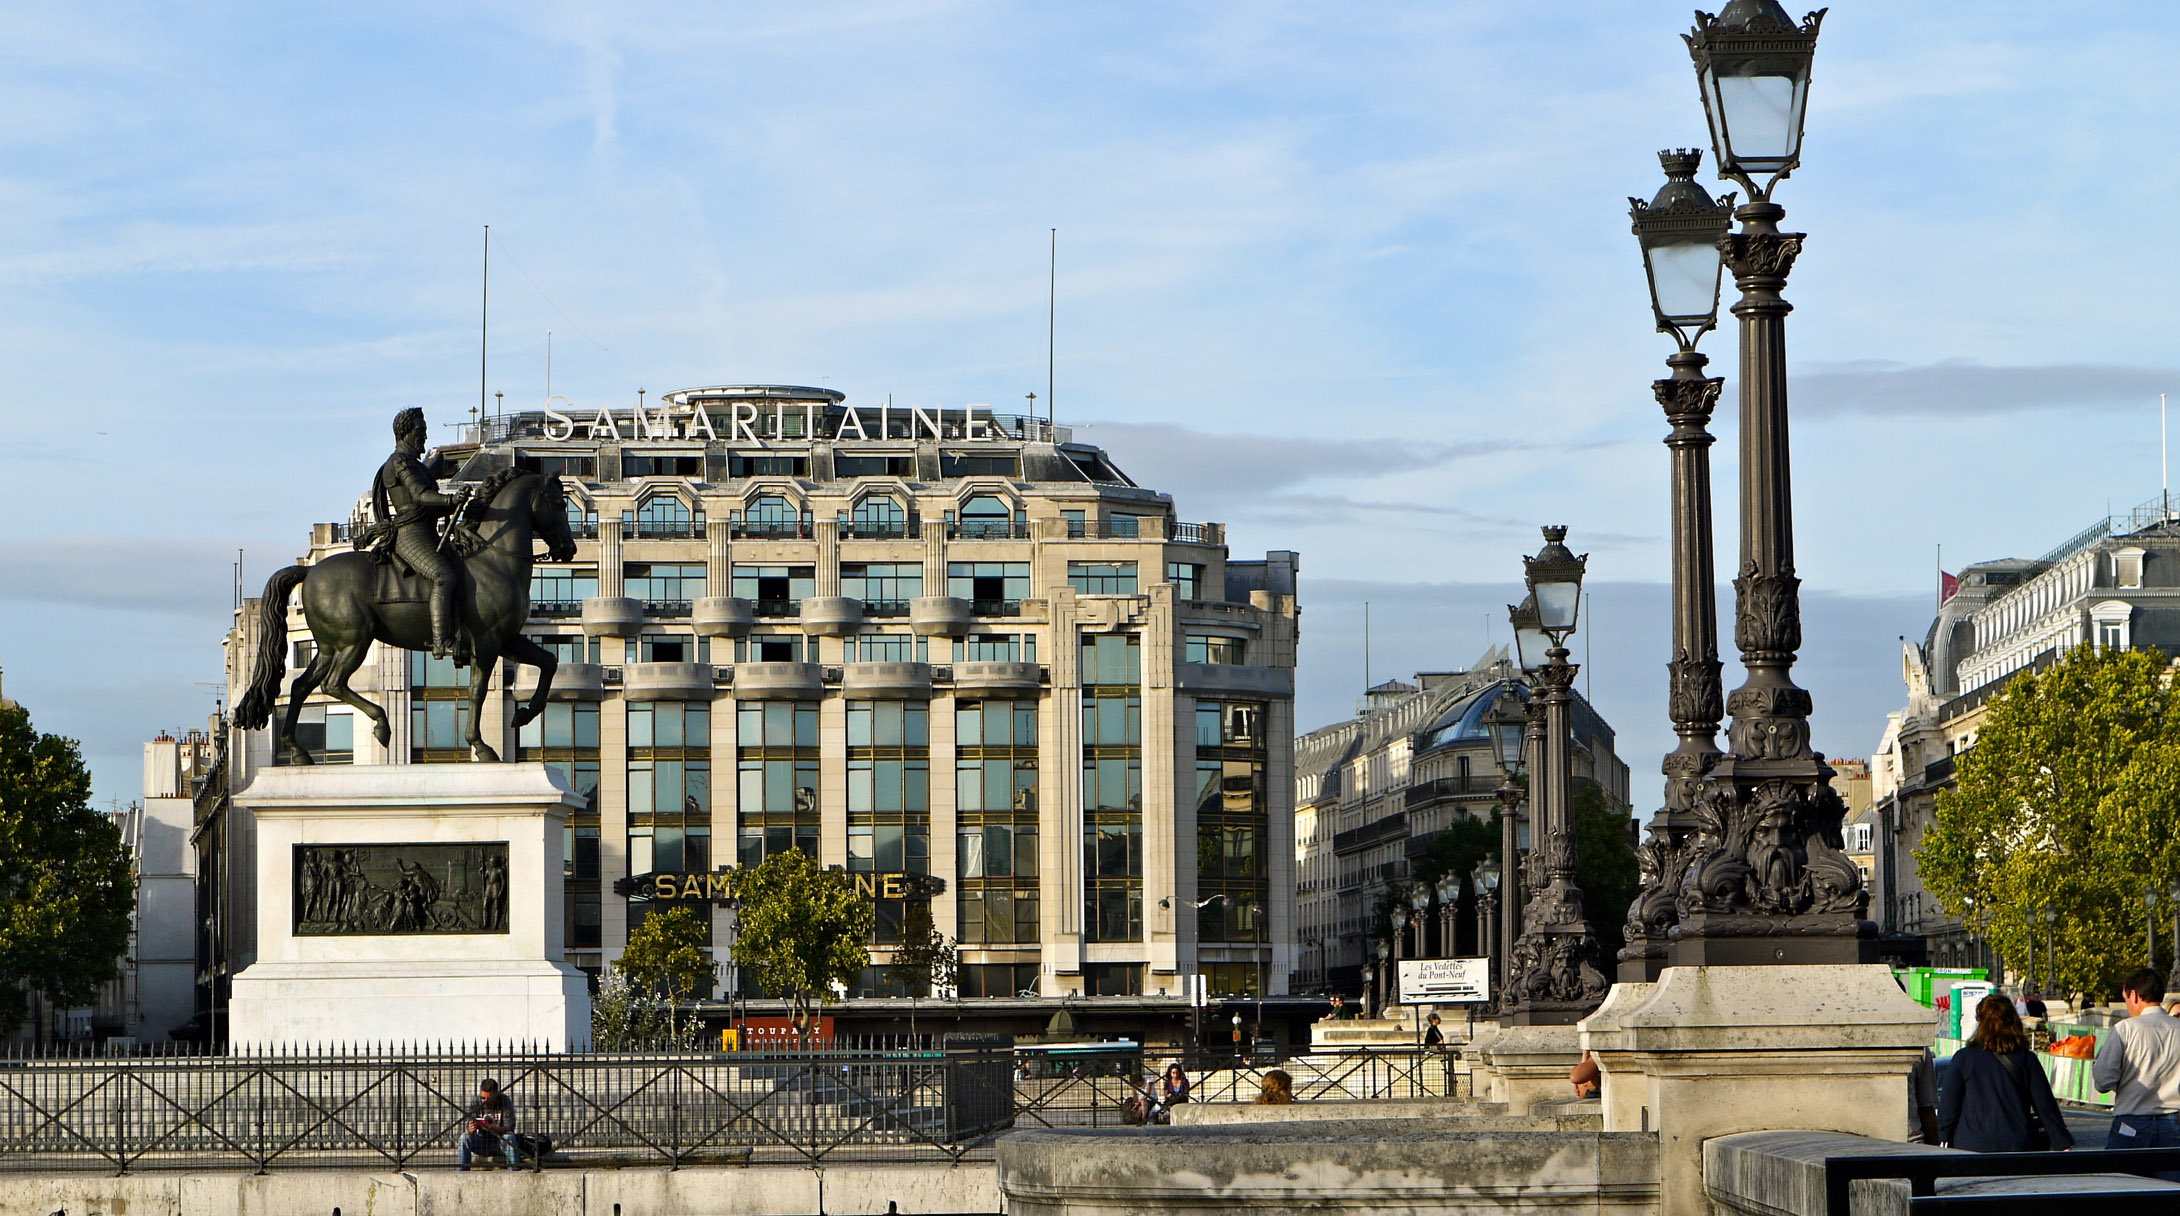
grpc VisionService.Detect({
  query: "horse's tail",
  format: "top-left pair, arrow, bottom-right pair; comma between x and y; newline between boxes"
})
234,565 -> 310,729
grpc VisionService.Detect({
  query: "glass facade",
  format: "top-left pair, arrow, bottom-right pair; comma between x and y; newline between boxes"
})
958,698 -> 1039,947
409,654 -> 472,763
519,703 -> 602,956
1195,700 -> 1269,944
737,701 -> 820,864
847,700 -> 930,944
1081,634 -> 1143,943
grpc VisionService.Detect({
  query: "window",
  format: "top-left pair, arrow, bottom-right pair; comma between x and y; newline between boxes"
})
941,453 -> 1020,479
1063,509 -> 1087,538
730,452 -> 807,478
565,499 -> 599,538
741,495 -> 805,538
1082,634 -> 1142,942
2100,621 -> 2127,650
737,701 -> 820,864
626,495 -> 701,538
732,565 -> 816,614
844,632 -> 926,663
846,701 -> 931,943
627,633 -> 706,664
958,698 -> 1039,946
1109,515 -> 1141,538
957,494 -> 1019,538
521,703 -> 602,949
947,562 -> 1029,613
531,566 -> 599,615
408,654 -> 474,763
960,963 -> 1039,999
626,701 -> 712,874
734,634 -> 807,663
1196,699 -> 1269,942
1202,962 -> 1259,998
531,634 -> 599,664
1082,963 -> 1142,997
837,453 -> 916,480
625,563 -> 704,612
842,562 -> 922,613
276,705 -> 354,766
954,634 -> 1037,663
1185,635 -> 1245,665
847,495 -> 909,537
1068,561 -> 1138,596
1168,562 -> 1203,602
515,452 -> 596,479
622,452 -> 703,478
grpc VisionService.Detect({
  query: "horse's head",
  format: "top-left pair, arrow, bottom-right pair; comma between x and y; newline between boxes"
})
528,475 -> 580,563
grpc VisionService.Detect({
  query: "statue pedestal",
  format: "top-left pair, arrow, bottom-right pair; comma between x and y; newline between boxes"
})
227,764 -> 592,1049
1479,1024 -> 1584,1114
1583,964 -> 1931,1216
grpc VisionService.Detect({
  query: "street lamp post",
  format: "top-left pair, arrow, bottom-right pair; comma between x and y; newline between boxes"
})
1437,873 -> 1462,958
2042,905 -> 2056,996
1666,2 -> 1869,967
1498,529 -> 1610,1025
2147,887 -> 2159,970
1477,857 -> 1502,987
1487,691 -> 1529,984
1621,146 -> 1734,982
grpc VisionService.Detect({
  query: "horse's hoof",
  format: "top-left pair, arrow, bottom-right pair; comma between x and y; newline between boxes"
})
513,705 -> 541,729
374,722 -> 393,747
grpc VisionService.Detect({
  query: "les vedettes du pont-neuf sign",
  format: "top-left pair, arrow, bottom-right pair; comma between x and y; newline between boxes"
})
537,397 -> 1012,446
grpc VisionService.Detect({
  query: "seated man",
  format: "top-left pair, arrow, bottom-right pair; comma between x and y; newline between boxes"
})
457,1077 -> 519,1170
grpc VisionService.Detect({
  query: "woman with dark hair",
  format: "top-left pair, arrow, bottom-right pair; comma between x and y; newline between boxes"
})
1938,994 -> 2074,1153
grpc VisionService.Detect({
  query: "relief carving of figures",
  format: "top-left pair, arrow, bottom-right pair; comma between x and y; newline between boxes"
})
1733,560 -> 1803,657
295,843 -> 511,936
1745,780 -> 1807,915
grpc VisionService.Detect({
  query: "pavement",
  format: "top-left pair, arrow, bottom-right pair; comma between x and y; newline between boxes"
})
2059,1104 -> 2116,1148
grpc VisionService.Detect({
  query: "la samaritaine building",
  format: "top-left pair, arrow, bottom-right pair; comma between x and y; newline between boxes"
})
202,385 -> 1299,1041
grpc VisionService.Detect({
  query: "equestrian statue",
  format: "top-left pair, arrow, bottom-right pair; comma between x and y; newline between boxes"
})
235,408 -> 580,762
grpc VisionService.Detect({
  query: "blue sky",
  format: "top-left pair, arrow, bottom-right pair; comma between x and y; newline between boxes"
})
2,3 -> 2173,812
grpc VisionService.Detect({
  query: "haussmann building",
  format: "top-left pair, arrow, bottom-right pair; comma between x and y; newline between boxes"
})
198,386 -> 1301,1047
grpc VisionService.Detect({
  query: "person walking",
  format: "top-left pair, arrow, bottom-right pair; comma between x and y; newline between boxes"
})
2093,967 -> 2180,1166
1939,994 -> 2072,1153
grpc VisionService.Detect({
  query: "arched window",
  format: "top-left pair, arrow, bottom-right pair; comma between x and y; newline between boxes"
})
852,496 -> 905,538
565,497 -> 598,538
630,495 -> 695,539
743,494 -> 803,539
960,494 -> 1016,539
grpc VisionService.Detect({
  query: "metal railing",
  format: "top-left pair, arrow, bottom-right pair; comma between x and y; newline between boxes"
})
1172,521 -> 1220,545
1010,1049 -> 1452,1130
862,599 -> 911,618
532,599 -> 583,618
971,599 -> 1021,616
733,521 -> 813,540
953,521 -> 1027,540
842,521 -> 914,540
642,599 -> 693,617
756,599 -> 802,617
627,520 -> 704,540
0,1042 -> 1015,1173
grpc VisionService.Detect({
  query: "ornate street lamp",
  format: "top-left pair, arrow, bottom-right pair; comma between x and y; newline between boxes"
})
1663,2 -> 1867,968
1618,153 -> 1731,979
1487,688 -> 1529,980
1476,857 -> 1502,991
2042,905 -> 2057,995
1437,872 -> 1462,958
1498,528 -> 1609,1025
1686,2 -> 1822,201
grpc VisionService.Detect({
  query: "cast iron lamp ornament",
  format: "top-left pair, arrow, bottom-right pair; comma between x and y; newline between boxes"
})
1487,688 -> 1530,978
1498,528 -> 1611,1024
1619,148 -> 1734,980
1662,1 -> 1871,966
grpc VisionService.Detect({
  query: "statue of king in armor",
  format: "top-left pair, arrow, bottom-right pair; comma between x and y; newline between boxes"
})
371,408 -> 470,661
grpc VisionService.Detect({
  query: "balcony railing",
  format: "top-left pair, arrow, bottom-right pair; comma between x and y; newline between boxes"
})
1172,521 -> 1219,545
532,600 -> 583,618
862,599 -> 911,618
642,600 -> 692,617
733,521 -> 813,540
756,599 -> 802,617
842,520 -> 915,540
1065,519 -> 1149,540
567,519 -> 600,539
626,520 -> 703,540
971,599 -> 1022,616
952,520 -> 1028,540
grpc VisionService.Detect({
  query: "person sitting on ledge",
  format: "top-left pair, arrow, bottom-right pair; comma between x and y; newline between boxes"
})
1569,1051 -> 1601,1099
457,1078 -> 519,1170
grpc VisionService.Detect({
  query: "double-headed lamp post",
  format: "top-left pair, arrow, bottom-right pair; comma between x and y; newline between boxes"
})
1476,857 -> 1502,990
1488,678 -> 1531,981
1498,528 -> 1611,1025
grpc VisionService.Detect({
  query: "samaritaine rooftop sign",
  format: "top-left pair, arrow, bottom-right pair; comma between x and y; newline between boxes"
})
537,393 -> 1014,446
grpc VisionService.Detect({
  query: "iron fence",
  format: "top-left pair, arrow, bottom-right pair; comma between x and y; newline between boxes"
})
1009,1049 -> 1453,1129
0,1041 -> 1014,1174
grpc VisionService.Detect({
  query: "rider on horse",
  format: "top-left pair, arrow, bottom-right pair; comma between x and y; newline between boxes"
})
367,408 -> 471,663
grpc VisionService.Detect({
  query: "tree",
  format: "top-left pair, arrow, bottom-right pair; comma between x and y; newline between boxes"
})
0,703 -> 135,1039
617,905 -> 717,1000
590,968 -> 702,1052
729,849 -> 874,1045
1917,645 -> 2180,1001
1569,781 -> 1641,967
892,901 -> 959,1043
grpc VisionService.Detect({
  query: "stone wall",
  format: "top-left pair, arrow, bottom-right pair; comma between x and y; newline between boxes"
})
1705,1130 -> 2180,1216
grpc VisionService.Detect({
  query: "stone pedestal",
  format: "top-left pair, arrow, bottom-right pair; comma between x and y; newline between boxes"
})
1480,1024 -> 1583,1114
1584,964 -> 1930,1216
228,764 -> 592,1048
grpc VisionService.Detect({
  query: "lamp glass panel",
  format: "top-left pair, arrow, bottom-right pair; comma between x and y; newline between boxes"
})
1515,625 -> 1551,672
1534,581 -> 1581,632
1492,720 -> 1522,768
1716,72 -> 1801,168
1647,240 -> 1724,323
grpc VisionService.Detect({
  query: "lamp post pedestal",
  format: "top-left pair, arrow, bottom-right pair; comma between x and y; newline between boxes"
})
1499,655 -> 1611,1026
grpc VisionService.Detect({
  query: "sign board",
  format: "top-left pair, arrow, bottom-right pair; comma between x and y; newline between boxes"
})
1398,957 -> 1491,1005
614,868 -> 944,903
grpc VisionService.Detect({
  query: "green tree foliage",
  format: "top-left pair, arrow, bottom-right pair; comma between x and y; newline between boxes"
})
1570,781 -> 1641,966
616,905 -> 717,1000
1917,645 -> 2180,1000
590,968 -> 702,1052
0,704 -> 135,1034
891,901 -> 958,1040
729,849 -> 874,1042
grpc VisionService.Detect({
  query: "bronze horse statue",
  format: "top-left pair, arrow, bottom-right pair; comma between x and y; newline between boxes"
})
236,469 -> 579,762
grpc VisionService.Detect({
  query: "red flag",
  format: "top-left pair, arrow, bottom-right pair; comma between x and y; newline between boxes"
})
1940,571 -> 1961,604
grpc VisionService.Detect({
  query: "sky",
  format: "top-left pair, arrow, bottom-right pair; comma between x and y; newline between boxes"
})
1,2 -> 2173,814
